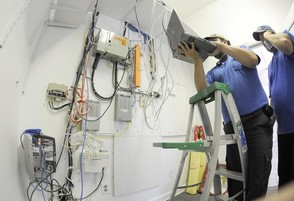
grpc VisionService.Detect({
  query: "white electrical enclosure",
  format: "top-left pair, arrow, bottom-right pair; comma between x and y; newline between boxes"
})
93,29 -> 129,66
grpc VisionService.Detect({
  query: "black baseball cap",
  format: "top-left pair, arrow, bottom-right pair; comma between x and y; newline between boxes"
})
252,25 -> 274,41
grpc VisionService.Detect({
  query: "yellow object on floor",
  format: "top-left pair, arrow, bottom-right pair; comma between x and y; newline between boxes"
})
186,152 -> 206,194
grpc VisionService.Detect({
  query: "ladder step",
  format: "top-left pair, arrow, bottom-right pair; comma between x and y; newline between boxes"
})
153,142 -> 212,152
215,168 -> 244,181
220,134 -> 237,145
206,134 -> 237,145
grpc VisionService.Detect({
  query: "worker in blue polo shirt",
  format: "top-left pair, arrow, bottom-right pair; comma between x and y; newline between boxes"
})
253,25 -> 294,189
178,34 -> 273,201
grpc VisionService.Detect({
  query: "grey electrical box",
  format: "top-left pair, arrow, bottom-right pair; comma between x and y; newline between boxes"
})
82,100 -> 101,131
115,94 -> 132,122
93,29 -> 129,66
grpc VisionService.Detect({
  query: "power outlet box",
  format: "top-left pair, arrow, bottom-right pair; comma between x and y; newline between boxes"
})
102,182 -> 110,194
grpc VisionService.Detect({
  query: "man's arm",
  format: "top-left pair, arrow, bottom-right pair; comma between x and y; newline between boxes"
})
210,41 -> 259,68
177,42 -> 208,91
263,31 -> 294,55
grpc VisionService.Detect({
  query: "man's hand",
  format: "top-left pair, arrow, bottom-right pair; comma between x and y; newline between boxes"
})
259,30 -> 274,41
177,42 -> 202,63
207,41 -> 223,57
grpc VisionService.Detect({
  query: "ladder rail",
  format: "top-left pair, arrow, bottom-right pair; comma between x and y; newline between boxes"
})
200,90 -> 222,201
169,104 -> 195,200
222,92 -> 248,201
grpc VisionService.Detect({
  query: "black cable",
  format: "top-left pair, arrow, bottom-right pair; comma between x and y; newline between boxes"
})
66,125 -> 74,190
55,121 -> 72,168
49,101 -> 70,111
177,180 -> 205,189
26,182 -> 33,201
80,167 -> 105,199
27,172 -> 53,201
91,55 -> 118,100
50,174 -> 54,201
123,21 -> 128,36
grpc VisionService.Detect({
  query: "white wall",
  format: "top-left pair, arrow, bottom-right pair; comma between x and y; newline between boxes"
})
0,0 -> 51,200
185,0 -> 293,46
284,0 -> 294,30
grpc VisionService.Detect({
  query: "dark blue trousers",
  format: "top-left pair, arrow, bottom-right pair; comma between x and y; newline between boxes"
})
278,132 -> 294,188
224,112 -> 273,201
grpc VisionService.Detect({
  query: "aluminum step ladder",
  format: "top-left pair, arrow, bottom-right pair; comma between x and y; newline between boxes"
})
154,82 -> 247,201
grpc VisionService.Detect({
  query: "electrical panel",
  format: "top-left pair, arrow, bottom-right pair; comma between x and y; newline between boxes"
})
115,94 -> 132,122
93,29 -> 129,66
23,132 -> 56,181
82,100 -> 101,131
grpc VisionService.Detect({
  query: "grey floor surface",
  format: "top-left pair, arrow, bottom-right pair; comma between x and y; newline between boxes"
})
172,186 -> 278,201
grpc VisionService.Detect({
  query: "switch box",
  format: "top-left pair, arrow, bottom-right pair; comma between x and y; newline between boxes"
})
93,29 -> 129,66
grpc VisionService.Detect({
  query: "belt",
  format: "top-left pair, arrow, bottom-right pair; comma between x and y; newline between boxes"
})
240,106 -> 266,122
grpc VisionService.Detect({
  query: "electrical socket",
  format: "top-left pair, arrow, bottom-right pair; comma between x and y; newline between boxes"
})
102,182 -> 110,194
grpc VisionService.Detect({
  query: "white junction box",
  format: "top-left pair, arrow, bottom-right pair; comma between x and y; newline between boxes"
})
47,83 -> 68,101
93,29 -> 129,66
73,148 -> 109,173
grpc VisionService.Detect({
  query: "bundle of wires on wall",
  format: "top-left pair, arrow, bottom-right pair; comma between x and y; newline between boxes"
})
68,0 -> 99,118
33,0 -> 105,200
142,21 -> 174,130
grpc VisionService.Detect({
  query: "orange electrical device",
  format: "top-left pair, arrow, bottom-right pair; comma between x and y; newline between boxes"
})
134,44 -> 141,87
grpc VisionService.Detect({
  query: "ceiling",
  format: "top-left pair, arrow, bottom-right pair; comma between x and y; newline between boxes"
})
47,0 -> 220,29
162,0 -> 219,19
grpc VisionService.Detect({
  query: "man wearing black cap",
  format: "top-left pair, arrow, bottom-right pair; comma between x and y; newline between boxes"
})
178,34 -> 273,201
253,25 -> 294,189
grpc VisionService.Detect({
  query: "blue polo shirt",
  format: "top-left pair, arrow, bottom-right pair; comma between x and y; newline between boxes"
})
268,30 -> 294,134
206,46 -> 268,123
